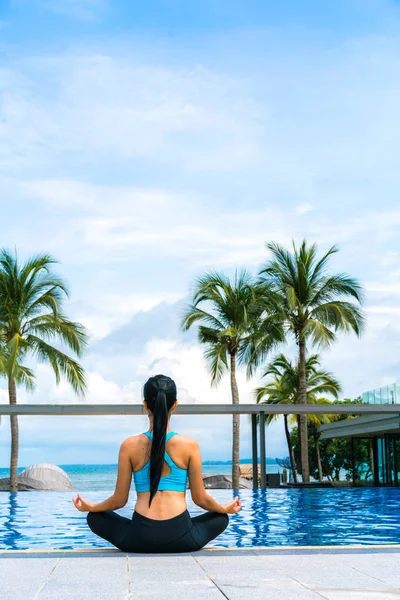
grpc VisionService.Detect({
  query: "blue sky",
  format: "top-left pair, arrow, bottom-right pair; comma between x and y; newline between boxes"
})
1,0 -> 400,467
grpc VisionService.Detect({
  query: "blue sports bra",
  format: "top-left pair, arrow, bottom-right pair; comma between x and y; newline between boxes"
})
133,432 -> 188,493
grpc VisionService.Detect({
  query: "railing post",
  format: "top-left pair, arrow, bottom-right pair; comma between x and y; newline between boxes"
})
385,435 -> 391,485
259,411 -> 267,488
251,413 -> 258,488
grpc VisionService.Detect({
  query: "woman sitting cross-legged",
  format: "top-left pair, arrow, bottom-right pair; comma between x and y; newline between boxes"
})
72,374 -> 241,553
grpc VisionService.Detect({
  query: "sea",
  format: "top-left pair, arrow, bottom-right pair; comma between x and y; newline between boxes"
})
0,461 -> 282,491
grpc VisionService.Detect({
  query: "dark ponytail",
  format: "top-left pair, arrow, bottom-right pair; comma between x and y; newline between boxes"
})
143,374 -> 177,506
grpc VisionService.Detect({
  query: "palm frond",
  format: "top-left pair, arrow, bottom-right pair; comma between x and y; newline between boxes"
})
308,245 -> 339,286
261,241 -> 298,286
310,302 -> 365,337
203,342 -> 229,386
240,316 -> 285,377
256,351 -> 341,412
197,325 -> 222,345
23,286 -> 65,320
254,376 -> 293,425
19,254 -> 58,283
14,364 -> 36,391
24,314 -> 88,356
27,335 -> 87,395
303,319 -> 337,347
310,274 -> 363,307
181,306 -> 225,332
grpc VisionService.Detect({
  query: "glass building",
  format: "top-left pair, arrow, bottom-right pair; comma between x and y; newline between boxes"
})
319,383 -> 400,487
361,383 -> 400,405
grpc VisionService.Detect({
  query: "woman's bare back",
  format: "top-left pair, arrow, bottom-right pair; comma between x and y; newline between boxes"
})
128,432 -> 193,519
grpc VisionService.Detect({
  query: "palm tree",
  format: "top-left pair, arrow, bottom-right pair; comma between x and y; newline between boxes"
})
182,270 -> 283,488
0,250 -> 88,492
255,353 -> 341,483
259,240 -> 364,482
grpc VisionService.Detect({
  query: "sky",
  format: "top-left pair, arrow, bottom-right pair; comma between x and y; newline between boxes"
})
1,0 -> 400,468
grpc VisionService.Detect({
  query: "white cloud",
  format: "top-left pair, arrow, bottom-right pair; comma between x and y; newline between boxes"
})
366,306 -> 400,316
0,53 -> 261,174
296,203 -> 314,215
75,292 -> 182,339
10,176 -> 400,284
366,283 -> 400,293
10,178 -> 288,267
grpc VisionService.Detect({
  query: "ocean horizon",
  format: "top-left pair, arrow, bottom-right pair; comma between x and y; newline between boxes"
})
0,460 -> 282,491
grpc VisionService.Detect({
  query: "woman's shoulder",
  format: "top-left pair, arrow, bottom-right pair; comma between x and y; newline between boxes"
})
120,433 -> 150,448
170,434 -> 199,450
120,433 -> 199,449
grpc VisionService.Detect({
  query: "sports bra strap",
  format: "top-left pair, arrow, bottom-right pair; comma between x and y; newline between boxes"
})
143,431 -> 177,441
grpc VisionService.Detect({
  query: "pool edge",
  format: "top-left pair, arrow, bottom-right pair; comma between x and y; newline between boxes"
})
2,544 -> 400,557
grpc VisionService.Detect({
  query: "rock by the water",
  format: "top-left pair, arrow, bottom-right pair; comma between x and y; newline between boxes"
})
202,474 -> 252,489
0,464 -> 72,491
0,477 -> 35,491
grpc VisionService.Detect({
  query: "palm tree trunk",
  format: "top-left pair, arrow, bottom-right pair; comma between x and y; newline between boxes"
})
9,378 -> 18,493
296,415 -> 302,475
230,352 -> 240,489
314,430 -> 323,481
296,414 -> 302,478
284,415 -> 298,484
298,338 -> 310,483
369,439 -> 375,482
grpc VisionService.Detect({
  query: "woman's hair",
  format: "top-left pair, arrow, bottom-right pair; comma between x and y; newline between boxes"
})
143,374 -> 177,506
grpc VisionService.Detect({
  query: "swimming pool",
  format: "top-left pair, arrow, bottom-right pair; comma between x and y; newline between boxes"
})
1,488 -> 400,550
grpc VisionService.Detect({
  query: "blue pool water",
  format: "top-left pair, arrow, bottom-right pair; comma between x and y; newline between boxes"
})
1,488 -> 400,550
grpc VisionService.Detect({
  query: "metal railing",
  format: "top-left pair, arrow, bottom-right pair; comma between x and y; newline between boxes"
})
1,403 -> 400,416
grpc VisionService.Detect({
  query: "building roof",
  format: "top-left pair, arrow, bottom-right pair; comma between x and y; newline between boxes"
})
318,414 -> 400,439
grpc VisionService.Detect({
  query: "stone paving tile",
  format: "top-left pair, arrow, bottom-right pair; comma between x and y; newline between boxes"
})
214,584 -> 324,600
195,555 -> 325,600
315,589 -> 400,599
129,553 -> 208,578
37,556 -> 128,600
195,554 -> 296,586
130,582 -> 226,599
37,582 -> 125,600
128,555 -> 225,598
265,554 -> 391,590
331,553 -> 400,588
0,558 -> 58,600
4,551 -> 400,600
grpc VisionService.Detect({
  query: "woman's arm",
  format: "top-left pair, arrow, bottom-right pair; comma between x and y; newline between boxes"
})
188,440 -> 241,515
73,440 -> 133,512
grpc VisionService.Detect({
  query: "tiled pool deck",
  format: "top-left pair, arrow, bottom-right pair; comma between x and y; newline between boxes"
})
2,546 -> 400,600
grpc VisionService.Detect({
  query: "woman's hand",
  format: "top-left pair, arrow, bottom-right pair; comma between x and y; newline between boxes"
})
223,496 -> 242,514
72,493 -> 95,513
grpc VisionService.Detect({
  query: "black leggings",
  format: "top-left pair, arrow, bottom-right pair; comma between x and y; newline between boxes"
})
87,509 -> 229,553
